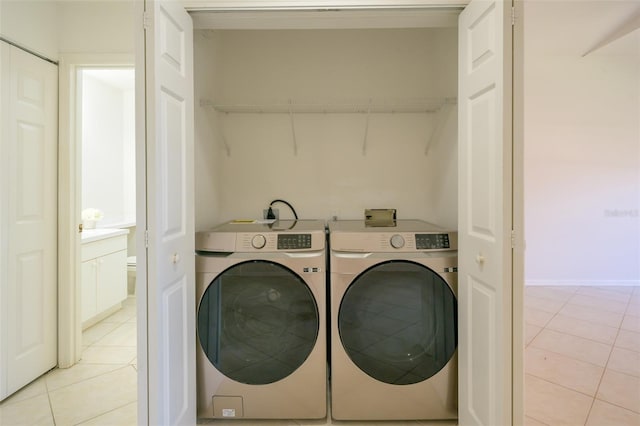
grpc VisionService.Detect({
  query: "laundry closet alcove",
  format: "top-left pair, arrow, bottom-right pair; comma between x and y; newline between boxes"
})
136,1 -> 522,424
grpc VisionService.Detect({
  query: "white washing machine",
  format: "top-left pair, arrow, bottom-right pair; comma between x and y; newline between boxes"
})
195,220 -> 327,420
329,219 -> 458,420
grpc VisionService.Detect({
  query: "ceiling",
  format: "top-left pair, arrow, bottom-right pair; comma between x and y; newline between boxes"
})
191,8 -> 462,29
191,1 -> 639,56
82,68 -> 135,91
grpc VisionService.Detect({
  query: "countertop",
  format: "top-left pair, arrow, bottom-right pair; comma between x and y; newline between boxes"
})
81,228 -> 130,244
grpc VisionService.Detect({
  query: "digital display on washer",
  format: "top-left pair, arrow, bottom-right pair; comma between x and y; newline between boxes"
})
416,233 -> 450,249
277,234 -> 312,250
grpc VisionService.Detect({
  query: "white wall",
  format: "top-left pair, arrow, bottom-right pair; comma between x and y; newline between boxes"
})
81,72 -> 135,226
56,1 -> 136,228
57,0 -> 134,54
194,28 -> 458,230
0,0 -> 58,60
122,89 -> 136,222
524,3 -> 640,286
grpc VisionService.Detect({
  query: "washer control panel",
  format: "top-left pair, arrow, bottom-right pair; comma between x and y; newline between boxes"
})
277,233 -> 312,250
236,231 -> 322,251
196,220 -> 326,253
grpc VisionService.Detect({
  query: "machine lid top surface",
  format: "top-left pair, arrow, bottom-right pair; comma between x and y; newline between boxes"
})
328,219 -> 451,233
208,219 -> 326,233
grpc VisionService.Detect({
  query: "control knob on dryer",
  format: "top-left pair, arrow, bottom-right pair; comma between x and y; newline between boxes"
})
251,234 -> 266,249
390,234 -> 405,249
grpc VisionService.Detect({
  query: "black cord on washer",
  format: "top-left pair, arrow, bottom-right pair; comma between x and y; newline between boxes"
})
268,199 -> 298,220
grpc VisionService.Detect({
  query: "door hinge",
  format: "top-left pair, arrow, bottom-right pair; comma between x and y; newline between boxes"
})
511,6 -> 516,26
511,229 -> 516,249
143,11 -> 150,30
145,230 -> 149,248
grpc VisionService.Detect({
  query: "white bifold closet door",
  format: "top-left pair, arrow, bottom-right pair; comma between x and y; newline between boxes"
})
0,41 -> 58,401
137,0 -> 196,424
458,0 -> 514,425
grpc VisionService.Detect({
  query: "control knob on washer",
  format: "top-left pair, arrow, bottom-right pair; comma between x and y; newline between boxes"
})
390,234 -> 405,249
251,234 -> 266,249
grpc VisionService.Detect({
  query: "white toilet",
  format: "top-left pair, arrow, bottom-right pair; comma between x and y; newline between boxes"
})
127,256 -> 136,295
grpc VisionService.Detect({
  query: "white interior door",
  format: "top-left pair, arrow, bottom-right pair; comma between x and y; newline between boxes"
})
0,41 -> 58,401
457,0 -> 513,425
137,0 -> 196,424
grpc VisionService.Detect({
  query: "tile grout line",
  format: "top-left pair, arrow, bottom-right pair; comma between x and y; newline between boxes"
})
581,285 -> 635,424
532,286 -> 630,348
71,399 -> 137,426
525,285 -> 634,425
46,364 -> 134,394
44,374 -> 58,426
526,285 -> 578,343
524,412 -> 552,426
524,285 -> 592,425
524,372 -> 600,401
530,326 -> 616,355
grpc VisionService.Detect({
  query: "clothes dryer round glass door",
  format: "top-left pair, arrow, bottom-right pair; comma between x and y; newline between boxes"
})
338,260 -> 457,385
197,260 -> 319,385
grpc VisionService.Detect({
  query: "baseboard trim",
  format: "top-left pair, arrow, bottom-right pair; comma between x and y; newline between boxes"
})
526,280 -> 640,287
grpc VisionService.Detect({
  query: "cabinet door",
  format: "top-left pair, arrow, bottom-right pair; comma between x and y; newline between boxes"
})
96,250 -> 127,312
81,260 -> 97,323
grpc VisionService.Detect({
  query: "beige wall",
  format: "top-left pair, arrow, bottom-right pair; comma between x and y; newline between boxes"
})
57,0 -> 134,53
0,0 -> 59,60
0,0 -> 134,58
524,1 -> 640,285
194,28 -> 459,229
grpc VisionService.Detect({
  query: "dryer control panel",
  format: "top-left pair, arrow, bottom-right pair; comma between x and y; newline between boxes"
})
415,233 -> 450,250
329,220 -> 458,253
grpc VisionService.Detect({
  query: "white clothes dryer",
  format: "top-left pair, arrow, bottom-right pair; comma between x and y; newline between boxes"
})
195,220 -> 327,420
329,219 -> 458,421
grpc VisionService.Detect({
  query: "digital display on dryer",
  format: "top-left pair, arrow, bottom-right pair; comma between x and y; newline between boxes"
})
416,233 -> 450,249
277,234 -> 312,250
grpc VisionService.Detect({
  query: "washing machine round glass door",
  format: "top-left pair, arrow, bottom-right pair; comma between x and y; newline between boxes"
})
197,260 -> 319,385
338,260 -> 457,385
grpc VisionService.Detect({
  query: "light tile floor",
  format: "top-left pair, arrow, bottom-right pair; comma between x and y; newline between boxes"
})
524,285 -> 640,425
0,297 -> 137,426
1,287 -> 638,425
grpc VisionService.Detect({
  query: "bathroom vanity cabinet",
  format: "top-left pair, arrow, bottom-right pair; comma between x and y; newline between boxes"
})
81,229 -> 129,328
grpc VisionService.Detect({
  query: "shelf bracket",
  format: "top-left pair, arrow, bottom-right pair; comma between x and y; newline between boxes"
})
582,10 -> 640,57
425,102 -> 453,156
362,98 -> 372,156
201,98 -> 231,156
219,113 -> 231,157
288,99 -> 298,156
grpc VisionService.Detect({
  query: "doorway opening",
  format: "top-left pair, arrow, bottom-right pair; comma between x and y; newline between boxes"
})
76,67 -> 137,356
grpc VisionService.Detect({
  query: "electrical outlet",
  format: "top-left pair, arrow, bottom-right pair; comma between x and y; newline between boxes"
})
263,208 -> 279,220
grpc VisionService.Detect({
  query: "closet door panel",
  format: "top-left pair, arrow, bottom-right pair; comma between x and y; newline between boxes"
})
457,0 -> 513,425
0,42 -> 58,401
139,0 -> 196,424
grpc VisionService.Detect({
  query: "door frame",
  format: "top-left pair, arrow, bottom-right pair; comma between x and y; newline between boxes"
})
138,1 -> 524,424
58,53 -> 135,368
512,0 -> 525,422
